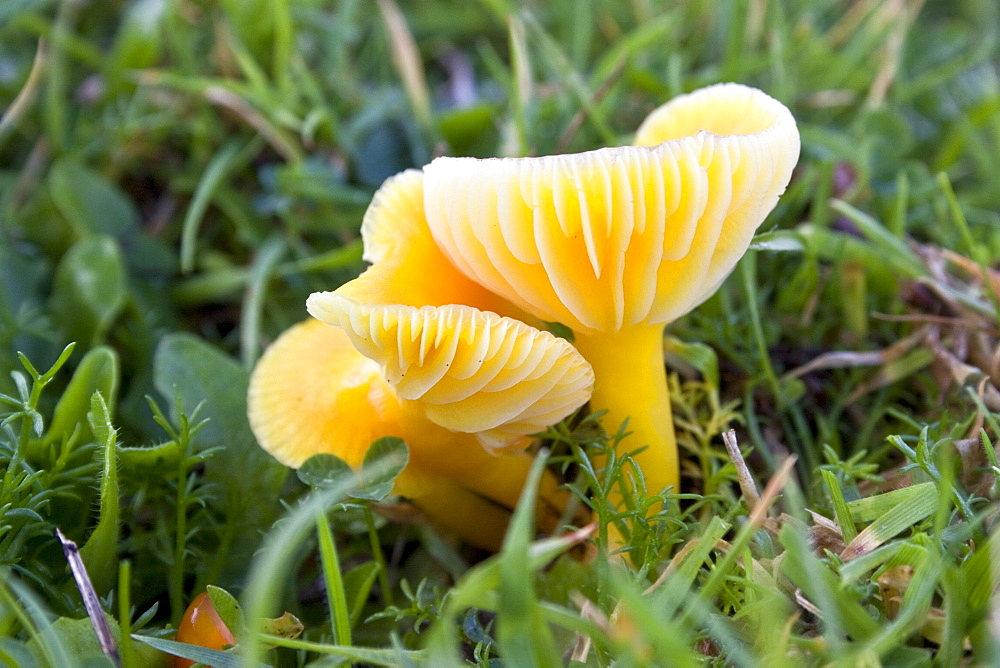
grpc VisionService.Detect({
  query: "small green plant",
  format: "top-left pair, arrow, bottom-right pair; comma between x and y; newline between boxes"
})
1,344 -> 100,604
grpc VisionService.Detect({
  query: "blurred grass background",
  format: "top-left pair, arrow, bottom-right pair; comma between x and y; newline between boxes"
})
2,0 -> 1000,665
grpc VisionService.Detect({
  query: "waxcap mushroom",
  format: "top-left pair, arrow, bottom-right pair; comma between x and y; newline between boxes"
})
247,318 -> 399,470
306,292 -> 595,451
418,83 -> 799,504
335,168 -> 523,319
422,82 -> 799,333
248,317 -> 584,550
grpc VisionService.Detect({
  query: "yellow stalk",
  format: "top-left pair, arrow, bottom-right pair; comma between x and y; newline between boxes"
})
409,478 -> 515,552
397,403 -> 581,537
572,325 -> 678,509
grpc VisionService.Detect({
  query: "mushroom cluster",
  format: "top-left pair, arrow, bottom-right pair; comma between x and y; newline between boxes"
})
248,171 -> 596,550
247,83 -> 799,549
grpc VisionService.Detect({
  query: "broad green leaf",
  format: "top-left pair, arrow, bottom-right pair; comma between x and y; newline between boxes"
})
27,616 -> 167,667
846,483 -> 937,523
352,437 -> 408,501
663,336 -> 719,389
48,160 -> 139,239
0,638 -> 36,668
343,561 -> 381,627
3,575 -> 74,668
0,243 -> 48,334
153,333 -> 288,582
48,236 -> 127,347
298,453 -> 354,489
118,440 -> 182,473
438,104 -> 497,155
258,612 -> 303,641
299,440 -> 408,501
79,393 -> 120,594
206,585 -> 245,643
42,345 -> 119,452
841,485 -> 938,561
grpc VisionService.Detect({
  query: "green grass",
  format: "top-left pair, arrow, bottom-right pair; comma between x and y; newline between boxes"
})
2,0 -> 1000,665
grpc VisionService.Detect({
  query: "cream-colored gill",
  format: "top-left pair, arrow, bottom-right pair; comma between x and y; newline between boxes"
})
422,83 -> 799,334
306,293 -> 594,451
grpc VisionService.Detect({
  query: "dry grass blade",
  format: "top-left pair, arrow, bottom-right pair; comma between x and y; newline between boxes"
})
867,0 -> 925,108
794,589 -> 823,619
924,326 -> 1000,411
378,0 -> 433,133
749,456 -> 797,529
202,85 -> 301,162
781,327 -> 927,383
644,537 -> 709,595
722,429 -> 761,510
871,313 -> 1000,336
569,590 -> 608,662
0,39 -> 46,148
56,529 -> 121,667
943,248 -> 1000,299
839,485 -> 937,561
554,54 -> 627,153
808,509 -> 847,554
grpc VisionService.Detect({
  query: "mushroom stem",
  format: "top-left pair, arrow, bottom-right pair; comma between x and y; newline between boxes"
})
397,403 -> 582,535
408,478 -> 519,552
571,325 -> 678,507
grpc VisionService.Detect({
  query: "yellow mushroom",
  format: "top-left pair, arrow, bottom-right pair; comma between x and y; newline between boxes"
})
306,294 -> 593,451
334,168 -> 525,319
248,297 -> 594,551
421,83 -> 800,507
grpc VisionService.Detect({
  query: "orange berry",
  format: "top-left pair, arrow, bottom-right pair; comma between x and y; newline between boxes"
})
173,592 -> 236,668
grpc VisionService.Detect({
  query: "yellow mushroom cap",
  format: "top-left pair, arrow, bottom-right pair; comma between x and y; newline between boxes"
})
634,82 -> 794,145
335,168 -> 521,319
359,169 -> 427,266
247,319 -> 402,469
422,83 -> 800,333
306,292 -> 594,451
247,317 -> 582,550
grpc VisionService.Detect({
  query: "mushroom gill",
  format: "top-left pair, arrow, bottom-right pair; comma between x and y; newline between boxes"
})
305,293 -> 595,453
421,83 -> 800,506
249,281 -> 595,550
